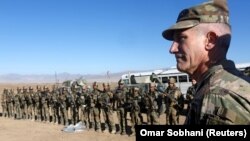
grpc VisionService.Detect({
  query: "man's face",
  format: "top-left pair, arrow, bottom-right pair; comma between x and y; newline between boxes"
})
191,79 -> 197,85
103,85 -> 106,90
169,83 -> 174,88
134,89 -> 139,95
169,27 -> 206,74
119,83 -> 124,88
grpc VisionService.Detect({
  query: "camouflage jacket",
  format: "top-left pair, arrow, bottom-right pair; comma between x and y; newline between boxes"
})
14,93 -> 21,105
185,60 -> 250,125
99,91 -> 112,109
76,92 -> 87,106
33,91 -> 41,104
143,91 -> 159,110
86,89 -> 101,108
58,92 -> 67,108
114,87 -> 128,108
165,86 -> 184,109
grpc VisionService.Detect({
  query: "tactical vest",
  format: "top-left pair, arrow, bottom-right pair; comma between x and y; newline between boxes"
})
144,92 -> 158,110
14,94 -> 20,105
40,92 -> 47,105
115,88 -> 126,108
33,92 -> 40,103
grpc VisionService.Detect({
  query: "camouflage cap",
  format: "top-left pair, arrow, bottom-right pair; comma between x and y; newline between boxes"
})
162,0 -> 229,40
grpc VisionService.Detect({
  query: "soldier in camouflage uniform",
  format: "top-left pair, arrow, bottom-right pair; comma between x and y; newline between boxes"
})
1,89 -> 8,117
40,87 -> 49,122
99,83 -> 116,134
68,85 -> 78,125
129,87 -> 142,136
33,86 -> 41,122
113,80 -> 128,135
162,0 -> 250,124
58,87 -> 69,125
86,82 -> 101,132
76,85 -> 88,127
14,87 -> 22,119
50,86 -> 59,124
165,78 -> 184,125
27,87 -> 34,120
6,89 -> 14,118
143,83 -> 159,125
20,87 -> 27,119
186,79 -> 197,112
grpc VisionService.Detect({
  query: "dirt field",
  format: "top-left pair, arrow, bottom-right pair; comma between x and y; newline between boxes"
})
0,83 -> 186,141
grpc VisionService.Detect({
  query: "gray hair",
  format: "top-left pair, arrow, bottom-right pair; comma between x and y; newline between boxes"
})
196,23 -> 231,53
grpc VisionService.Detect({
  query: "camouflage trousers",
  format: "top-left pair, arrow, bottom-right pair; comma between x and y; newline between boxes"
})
14,103 -> 21,119
41,104 -> 49,122
27,104 -> 33,120
50,105 -> 59,123
79,106 -> 88,126
67,106 -> 77,125
20,103 -> 27,119
7,102 -> 13,117
59,106 -> 68,125
101,107 -> 115,132
130,110 -> 141,133
146,109 -> 159,125
116,107 -> 127,134
88,107 -> 101,130
166,106 -> 178,125
34,103 -> 41,121
1,103 -> 7,117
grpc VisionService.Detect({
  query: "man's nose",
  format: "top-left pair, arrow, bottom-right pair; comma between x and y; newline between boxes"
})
169,42 -> 178,54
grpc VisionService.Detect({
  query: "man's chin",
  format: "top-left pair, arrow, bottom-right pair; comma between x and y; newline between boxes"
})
176,64 -> 188,73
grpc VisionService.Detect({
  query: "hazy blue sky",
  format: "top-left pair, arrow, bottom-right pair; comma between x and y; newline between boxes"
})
0,0 -> 249,75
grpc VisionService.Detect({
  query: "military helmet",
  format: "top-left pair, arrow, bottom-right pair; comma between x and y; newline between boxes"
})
93,81 -> 97,86
134,87 -> 139,91
169,77 -> 176,84
118,79 -> 124,85
37,86 -> 41,91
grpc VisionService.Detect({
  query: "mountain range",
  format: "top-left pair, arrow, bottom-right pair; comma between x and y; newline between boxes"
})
0,71 -> 131,83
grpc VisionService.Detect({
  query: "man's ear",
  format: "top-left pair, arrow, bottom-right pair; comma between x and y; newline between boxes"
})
205,31 -> 217,50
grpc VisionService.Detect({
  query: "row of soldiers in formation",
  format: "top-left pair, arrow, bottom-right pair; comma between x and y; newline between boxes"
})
1,78 -> 195,135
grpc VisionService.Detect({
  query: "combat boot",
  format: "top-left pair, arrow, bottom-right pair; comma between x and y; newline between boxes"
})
102,129 -> 109,133
96,128 -> 101,133
120,131 -> 126,135
89,122 -> 94,131
111,130 -> 116,134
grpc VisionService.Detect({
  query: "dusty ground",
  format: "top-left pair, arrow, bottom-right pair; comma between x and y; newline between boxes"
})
0,83 -> 186,141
